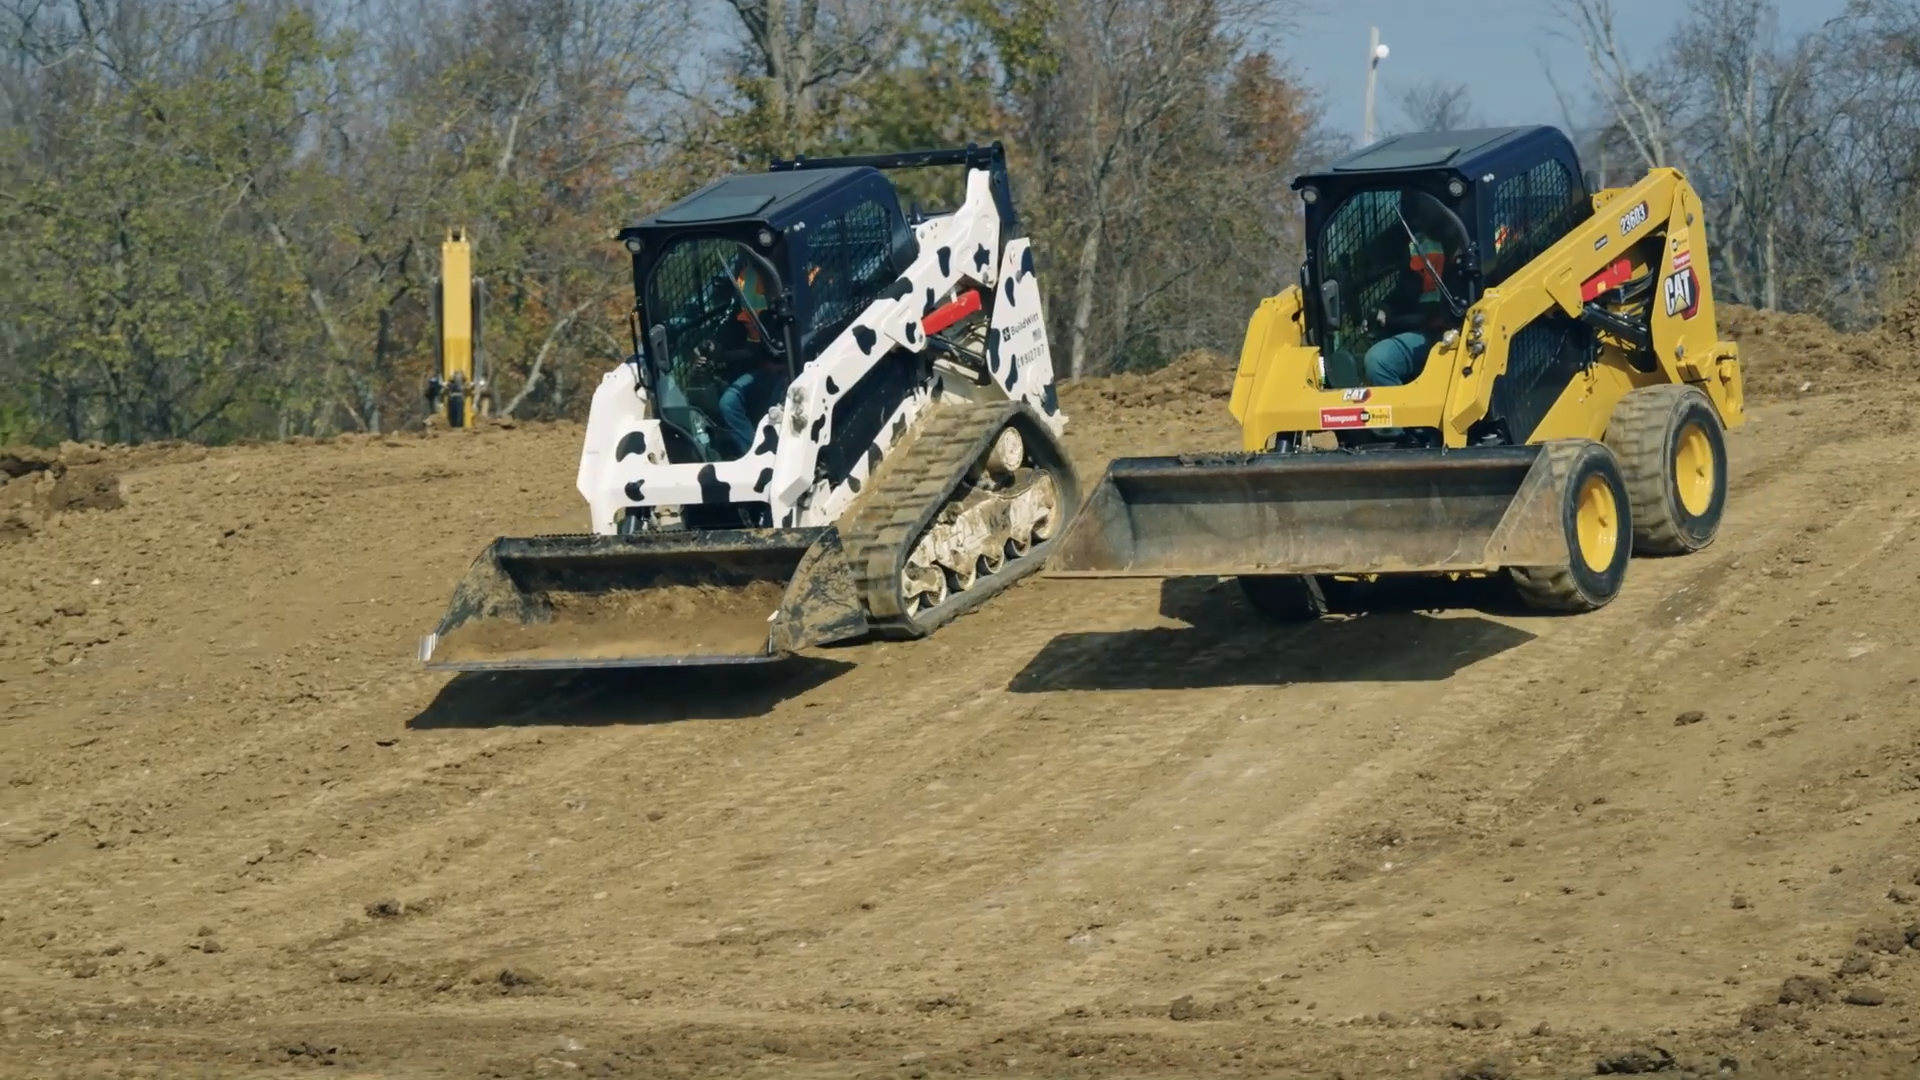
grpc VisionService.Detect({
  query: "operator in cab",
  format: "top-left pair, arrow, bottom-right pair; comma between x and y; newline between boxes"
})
715,256 -> 791,456
1363,196 -> 1459,387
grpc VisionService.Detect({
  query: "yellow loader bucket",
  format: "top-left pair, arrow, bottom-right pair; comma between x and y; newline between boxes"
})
417,527 -> 869,671
1044,445 -> 1573,579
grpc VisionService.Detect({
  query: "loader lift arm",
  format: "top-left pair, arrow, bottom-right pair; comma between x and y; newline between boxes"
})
1232,161 -> 1742,453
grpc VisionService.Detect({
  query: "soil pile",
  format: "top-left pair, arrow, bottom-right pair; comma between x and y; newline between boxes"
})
0,440 -> 211,542
1059,349 -> 1236,413
1056,350 -> 1242,471
1872,280 -> 1920,355
1720,301 -> 1904,401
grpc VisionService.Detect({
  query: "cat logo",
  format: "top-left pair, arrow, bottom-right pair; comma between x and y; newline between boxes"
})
1341,387 -> 1371,402
1662,262 -> 1700,320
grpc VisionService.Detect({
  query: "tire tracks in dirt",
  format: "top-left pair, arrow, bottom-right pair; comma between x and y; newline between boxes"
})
839,400 -> 1858,1007
313,396 -> 1876,1031
10,382 -> 1920,1079
1093,408 -> 1920,1029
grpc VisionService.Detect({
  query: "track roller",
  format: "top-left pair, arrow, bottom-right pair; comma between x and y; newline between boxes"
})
844,399 -> 1080,640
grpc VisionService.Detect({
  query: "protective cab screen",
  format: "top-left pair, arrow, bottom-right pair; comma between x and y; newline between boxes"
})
1314,187 -> 1468,387
644,238 -> 792,462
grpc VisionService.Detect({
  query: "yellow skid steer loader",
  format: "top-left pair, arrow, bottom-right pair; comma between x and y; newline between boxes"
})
1046,125 -> 1744,616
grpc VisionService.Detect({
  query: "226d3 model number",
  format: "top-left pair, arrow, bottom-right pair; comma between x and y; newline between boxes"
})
1618,201 -> 1649,234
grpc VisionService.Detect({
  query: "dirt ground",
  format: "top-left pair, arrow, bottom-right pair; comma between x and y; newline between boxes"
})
5,308 -> 1920,1079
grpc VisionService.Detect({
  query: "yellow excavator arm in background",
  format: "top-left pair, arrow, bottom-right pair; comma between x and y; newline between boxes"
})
1228,167 -> 1744,452
427,228 -> 490,429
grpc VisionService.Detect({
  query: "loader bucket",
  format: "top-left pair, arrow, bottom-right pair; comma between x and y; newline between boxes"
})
1044,445 -> 1571,579
417,526 -> 870,671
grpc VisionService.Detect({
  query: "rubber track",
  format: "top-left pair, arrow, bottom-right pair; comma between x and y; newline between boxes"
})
840,399 -> 1070,641
1604,384 -> 1704,556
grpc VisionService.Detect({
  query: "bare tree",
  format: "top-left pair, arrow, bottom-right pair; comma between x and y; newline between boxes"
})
1017,0 -> 1310,377
1387,78 -> 1475,133
1668,0 -> 1855,310
716,0 -> 911,143
1549,0 -> 1684,168
1550,0 -> 1870,314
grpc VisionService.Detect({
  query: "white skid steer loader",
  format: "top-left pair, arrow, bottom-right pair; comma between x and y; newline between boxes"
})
418,143 -> 1082,670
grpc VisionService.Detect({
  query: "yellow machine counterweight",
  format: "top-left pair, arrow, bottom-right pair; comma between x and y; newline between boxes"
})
428,227 -> 490,428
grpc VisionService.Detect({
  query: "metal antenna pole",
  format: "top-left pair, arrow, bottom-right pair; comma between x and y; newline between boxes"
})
1364,26 -> 1380,145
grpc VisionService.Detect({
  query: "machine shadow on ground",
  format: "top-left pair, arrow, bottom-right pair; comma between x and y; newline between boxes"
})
1008,575 -> 1539,692
407,656 -> 854,729
1155,572 -> 1550,623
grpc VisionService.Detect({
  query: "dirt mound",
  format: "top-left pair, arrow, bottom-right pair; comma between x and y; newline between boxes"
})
1059,349 -> 1236,413
1873,281 -> 1920,354
1056,350 -> 1242,471
0,442 -> 143,542
1718,303 -> 1872,400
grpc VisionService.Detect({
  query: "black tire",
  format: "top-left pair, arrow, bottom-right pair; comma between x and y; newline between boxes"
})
1603,384 -> 1728,555
1509,440 -> 1633,613
1237,574 -> 1329,623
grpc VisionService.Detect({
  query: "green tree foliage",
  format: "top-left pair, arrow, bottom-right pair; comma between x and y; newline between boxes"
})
2,5 -> 340,443
0,0 -> 1330,446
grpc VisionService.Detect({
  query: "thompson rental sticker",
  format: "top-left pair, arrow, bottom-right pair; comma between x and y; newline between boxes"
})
1320,405 -> 1393,429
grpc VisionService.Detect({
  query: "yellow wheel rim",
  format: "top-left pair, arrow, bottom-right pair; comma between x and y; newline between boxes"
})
1675,423 -> 1714,516
1576,474 -> 1620,571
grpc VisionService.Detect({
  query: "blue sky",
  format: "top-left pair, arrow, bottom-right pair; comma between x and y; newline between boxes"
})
1269,0 -> 1853,140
